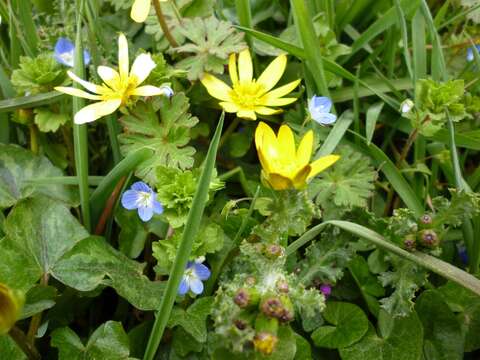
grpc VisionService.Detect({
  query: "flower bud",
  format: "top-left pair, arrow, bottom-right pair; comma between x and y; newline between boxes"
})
234,319 -> 248,330
419,229 -> 439,248
260,297 -> 284,319
400,99 -> 414,114
233,288 -> 260,309
253,332 -> 278,355
0,283 -> 24,335
276,280 -> 289,293
264,244 -> 284,259
419,214 -> 433,226
403,234 -> 417,251
245,276 -> 256,286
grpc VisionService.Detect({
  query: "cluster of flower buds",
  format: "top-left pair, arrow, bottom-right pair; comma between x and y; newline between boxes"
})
402,213 -> 439,251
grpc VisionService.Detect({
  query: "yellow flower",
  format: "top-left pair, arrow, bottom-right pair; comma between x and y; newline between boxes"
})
255,122 -> 340,190
0,283 -> 24,335
55,34 -> 171,124
130,0 -> 168,23
201,49 -> 300,120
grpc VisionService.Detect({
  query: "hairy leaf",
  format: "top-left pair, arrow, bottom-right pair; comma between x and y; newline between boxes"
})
168,297 -> 214,343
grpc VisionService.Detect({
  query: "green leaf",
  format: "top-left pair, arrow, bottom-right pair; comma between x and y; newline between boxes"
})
365,102 -> 384,145
311,301 -> 369,349
173,16 -> 246,80
51,321 -> 134,360
52,236 -> 165,311
0,92 -> 64,113
316,110 -> 354,158
415,290 -> 464,360
118,95 -> 199,183
294,333 -> 312,360
339,311 -> 423,360
115,207 -> 149,259
0,196 -> 88,292
0,144 -> 78,208
33,108 -> 69,133
171,327 -> 203,357
20,285 -> 57,320
168,297 -> 214,343
0,335 -> 26,360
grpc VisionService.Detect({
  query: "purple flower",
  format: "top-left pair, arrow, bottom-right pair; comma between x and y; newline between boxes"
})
308,96 -> 337,125
178,261 -> 211,296
121,181 -> 163,222
457,243 -> 468,265
319,284 -> 332,298
467,45 -> 480,62
54,38 -> 91,68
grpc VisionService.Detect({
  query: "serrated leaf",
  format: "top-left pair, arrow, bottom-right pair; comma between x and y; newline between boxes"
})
174,16 -> 246,80
118,95 -> 198,183
52,236 -> 165,311
34,108 -> 69,133
311,301 -> 368,349
0,144 -> 78,207
51,321 -> 134,360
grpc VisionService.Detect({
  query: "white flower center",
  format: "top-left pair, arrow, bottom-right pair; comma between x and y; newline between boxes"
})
136,191 -> 153,208
60,51 -> 74,67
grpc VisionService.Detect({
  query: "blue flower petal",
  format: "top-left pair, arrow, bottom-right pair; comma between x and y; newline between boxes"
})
312,96 -> 332,112
152,199 -> 164,215
178,278 -> 189,295
121,190 -> 140,210
312,112 -> 337,125
83,50 -> 91,66
138,206 -> 154,222
189,277 -> 204,295
161,86 -> 174,98
131,181 -> 151,193
55,38 -> 75,54
193,263 -> 211,281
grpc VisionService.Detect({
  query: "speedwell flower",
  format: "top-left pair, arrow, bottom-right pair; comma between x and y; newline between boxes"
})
255,122 -> 339,190
178,259 -> 211,296
130,0 -> 168,23
201,49 -> 301,120
467,45 -> 480,62
121,181 -> 164,222
54,38 -> 91,68
0,283 -> 24,335
308,96 -> 337,125
55,34 -> 171,124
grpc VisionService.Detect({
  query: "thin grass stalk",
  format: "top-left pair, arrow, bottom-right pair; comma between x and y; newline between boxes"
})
235,0 -> 254,48
72,0 -> 91,231
143,113 -> 224,360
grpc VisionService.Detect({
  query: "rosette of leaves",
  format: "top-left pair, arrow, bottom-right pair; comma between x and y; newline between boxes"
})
410,79 -> 469,136
118,94 -> 199,183
11,53 -> 67,95
155,166 -> 224,228
172,16 -> 247,80
310,146 -> 377,219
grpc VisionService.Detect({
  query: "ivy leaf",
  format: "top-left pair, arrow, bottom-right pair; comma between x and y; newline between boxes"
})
310,146 -> 376,219
52,236 -> 165,311
114,207 -> 149,259
118,94 -> 199,183
173,16 -> 246,80
20,285 -> 57,320
0,144 -> 78,208
311,302 -> 368,349
51,321 -> 134,360
0,196 -> 88,292
415,290 -> 464,360
168,297 -> 214,343
378,257 -> 427,317
339,311 -> 424,360
33,108 -> 69,133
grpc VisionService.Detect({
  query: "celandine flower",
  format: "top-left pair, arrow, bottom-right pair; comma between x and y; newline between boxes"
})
54,38 -> 91,68
467,45 -> 480,62
178,260 -> 211,296
131,0 -> 168,23
308,96 -> 336,125
0,283 -> 24,335
121,181 -> 164,222
55,34 -> 172,124
201,49 -> 300,120
255,122 -> 339,190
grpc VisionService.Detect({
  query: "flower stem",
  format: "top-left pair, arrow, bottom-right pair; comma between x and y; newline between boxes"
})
29,124 -> 38,154
152,0 -> 178,48
219,116 -> 241,148
94,176 -> 126,235
9,327 -> 40,360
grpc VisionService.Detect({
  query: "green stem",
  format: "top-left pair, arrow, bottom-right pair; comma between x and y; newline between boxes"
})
152,0 -> 178,48
9,326 -> 40,360
28,124 -> 38,154
219,116 -> 241,149
143,113 -> 224,360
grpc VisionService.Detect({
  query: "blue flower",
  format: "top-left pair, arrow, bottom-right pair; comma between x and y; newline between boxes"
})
121,181 -> 163,222
160,85 -> 174,98
467,45 -> 480,62
178,260 -> 211,296
308,96 -> 337,125
54,38 -> 91,68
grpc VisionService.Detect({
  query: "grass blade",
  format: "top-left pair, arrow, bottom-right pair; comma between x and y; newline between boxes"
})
143,113 -> 225,360
235,0 -> 253,48
0,92 -> 64,112
365,102 -> 384,145
412,8 -> 427,83
394,0 -> 413,80
316,110 -> 353,157
421,0 -> 447,81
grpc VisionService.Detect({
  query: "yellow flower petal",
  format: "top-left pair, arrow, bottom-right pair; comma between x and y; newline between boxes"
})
237,109 -> 257,120
255,122 -> 279,162
201,74 -> 233,102
74,99 -> 122,125
257,54 -> 287,93
308,155 -> 340,179
261,97 -> 298,107
97,66 -> 121,89
277,125 -> 296,159
131,85 -> 164,96
264,79 -> 301,99
219,101 -> 240,113
54,86 -> 102,101
67,70 -> 104,94
238,49 -> 253,83
0,283 -> 23,335
130,53 -> 156,85
228,53 -> 239,86
296,130 -> 313,169
292,165 -> 311,189
118,33 -> 129,84
254,107 -> 282,116
267,173 -> 293,190
131,0 -> 151,23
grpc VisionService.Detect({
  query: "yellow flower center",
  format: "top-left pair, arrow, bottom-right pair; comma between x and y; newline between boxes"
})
229,81 -> 266,110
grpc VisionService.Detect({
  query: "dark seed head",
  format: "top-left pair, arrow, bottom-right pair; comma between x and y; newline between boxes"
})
420,214 -> 433,225
419,229 -> 439,248
234,288 -> 250,308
